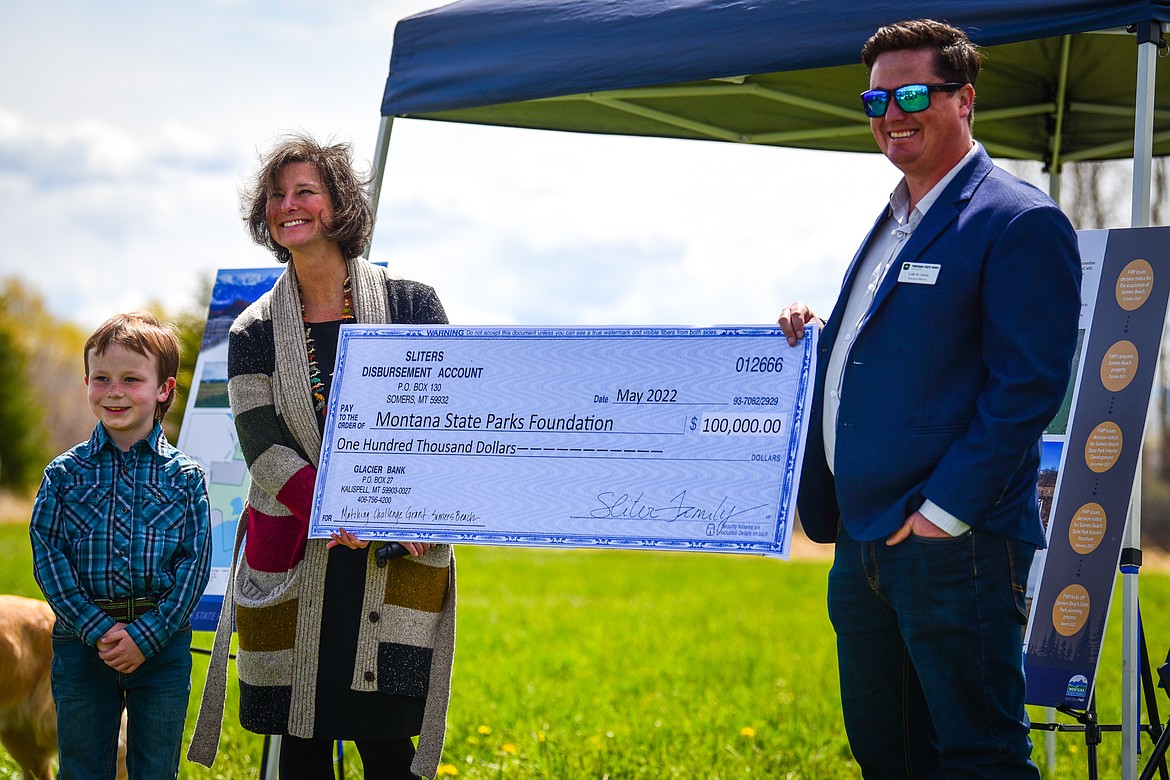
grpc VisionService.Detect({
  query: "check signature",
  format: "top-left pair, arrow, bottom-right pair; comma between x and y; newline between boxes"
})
589,489 -> 765,524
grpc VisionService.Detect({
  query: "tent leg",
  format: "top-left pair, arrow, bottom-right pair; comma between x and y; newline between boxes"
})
1131,22 -> 1161,228
1123,504 -> 1143,780
262,734 -> 281,780
366,115 -> 396,259
1125,21 -> 1163,780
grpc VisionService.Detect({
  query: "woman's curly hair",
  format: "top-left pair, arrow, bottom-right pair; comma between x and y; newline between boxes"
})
242,132 -> 374,263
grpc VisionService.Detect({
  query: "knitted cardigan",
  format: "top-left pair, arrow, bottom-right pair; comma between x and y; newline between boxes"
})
188,258 -> 456,779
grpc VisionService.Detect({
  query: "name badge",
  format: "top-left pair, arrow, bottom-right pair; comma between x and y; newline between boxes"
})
897,262 -> 941,285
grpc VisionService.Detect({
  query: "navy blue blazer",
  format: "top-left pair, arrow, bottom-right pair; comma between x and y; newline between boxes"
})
798,147 -> 1081,547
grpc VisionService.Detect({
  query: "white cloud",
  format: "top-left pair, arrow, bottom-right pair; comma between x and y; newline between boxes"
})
0,0 -> 904,335
373,119 -> 898,327
0,108 -> 242,186
0,105 -> 262,326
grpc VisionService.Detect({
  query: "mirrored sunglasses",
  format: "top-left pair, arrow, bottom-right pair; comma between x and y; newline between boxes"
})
860,82 -> 965,118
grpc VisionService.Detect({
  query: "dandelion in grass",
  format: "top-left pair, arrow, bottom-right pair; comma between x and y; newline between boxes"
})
436,764 -> 459,776
477,725 -> 492,735
502,743 -> 517,754
536,730 -> 546,743
740,726 -> 757,738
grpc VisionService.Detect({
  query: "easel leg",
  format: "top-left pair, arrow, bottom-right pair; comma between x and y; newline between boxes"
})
1137,642 -> 1170,780
1055,698 -> 1101,780
261,734 -> 282,780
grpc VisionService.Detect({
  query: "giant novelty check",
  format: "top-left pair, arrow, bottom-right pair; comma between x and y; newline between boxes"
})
309,326 -> 818,558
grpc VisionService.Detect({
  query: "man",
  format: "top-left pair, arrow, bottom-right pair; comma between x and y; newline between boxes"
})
777,19 -> 1081,779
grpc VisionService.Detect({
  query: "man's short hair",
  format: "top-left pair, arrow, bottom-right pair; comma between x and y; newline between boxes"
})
84,312 -> 181,421
861,19 -> 982,86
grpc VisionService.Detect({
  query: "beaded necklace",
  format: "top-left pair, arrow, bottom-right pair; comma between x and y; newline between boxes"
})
301,275 -> 354,417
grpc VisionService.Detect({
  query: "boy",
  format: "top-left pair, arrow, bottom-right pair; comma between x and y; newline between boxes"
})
30,311 -> 211,780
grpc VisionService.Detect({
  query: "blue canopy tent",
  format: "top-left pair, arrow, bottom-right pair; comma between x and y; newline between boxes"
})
373,2 -> 1170,775
377,0 -> 1170,206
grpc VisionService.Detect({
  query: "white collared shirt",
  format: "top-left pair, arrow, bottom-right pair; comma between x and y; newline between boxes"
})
823,143 -> 978,536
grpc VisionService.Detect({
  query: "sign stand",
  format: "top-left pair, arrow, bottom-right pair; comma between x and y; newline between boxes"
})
1023,228 -> 1170,777
1139,645 -> 1170,780
1029,605 -> 1169,779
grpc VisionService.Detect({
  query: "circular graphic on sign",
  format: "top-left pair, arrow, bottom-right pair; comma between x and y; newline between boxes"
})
1116,259 -> 1154,311
1069,502 -> 1107,554
1084,421 -> 1123,473
1052,583 -> 1091,637
1100,340 -> 1138,392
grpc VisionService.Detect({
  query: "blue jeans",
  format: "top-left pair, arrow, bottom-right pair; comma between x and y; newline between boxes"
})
829,528 -> 1038,779
51,624 -> 193,780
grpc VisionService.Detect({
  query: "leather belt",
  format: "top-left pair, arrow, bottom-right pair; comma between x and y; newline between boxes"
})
94,597 -> 158,622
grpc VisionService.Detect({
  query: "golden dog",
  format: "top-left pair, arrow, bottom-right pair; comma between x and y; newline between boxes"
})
0,595 -> 127,780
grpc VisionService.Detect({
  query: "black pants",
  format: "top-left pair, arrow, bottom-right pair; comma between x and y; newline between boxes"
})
278,735 -> 417,779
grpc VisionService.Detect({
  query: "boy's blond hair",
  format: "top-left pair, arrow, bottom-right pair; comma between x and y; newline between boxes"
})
84,312 -> 181,421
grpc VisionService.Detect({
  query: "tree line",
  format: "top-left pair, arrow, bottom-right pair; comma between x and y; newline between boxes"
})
3,156 -> 1170,547
0,277 -> 208,491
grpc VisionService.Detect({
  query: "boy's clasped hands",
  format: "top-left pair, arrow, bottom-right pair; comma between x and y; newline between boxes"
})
97,623 -> 146,673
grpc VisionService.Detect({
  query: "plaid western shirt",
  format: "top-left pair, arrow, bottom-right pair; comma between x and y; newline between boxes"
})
30,422 -> 212,659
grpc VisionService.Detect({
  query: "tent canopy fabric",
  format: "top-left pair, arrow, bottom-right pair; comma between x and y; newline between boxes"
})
381,0 -> 1170,167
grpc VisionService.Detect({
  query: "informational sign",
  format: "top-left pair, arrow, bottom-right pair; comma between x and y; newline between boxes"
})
309,326 -> 817,558
1024,227 -> 1170,707
176,267 -> 283,631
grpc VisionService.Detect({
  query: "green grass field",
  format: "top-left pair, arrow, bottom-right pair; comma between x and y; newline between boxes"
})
1,520 -> 1167,778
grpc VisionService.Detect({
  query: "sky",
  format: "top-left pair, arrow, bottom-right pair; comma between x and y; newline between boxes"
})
0,0 -> 1043,334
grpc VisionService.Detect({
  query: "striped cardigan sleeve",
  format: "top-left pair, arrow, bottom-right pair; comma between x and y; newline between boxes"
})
227,299 -> 316,525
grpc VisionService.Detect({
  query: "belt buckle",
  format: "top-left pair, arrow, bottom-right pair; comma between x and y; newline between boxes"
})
95,598 -> 127,622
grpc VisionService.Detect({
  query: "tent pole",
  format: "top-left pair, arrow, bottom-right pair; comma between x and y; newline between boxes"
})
365,116 -> 396,259
1132,24 -> 1158,228
1123,21 -> 1162,780
1046,35 -> 1073,203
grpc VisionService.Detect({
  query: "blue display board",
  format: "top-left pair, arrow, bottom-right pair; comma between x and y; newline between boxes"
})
1024,227 -> 1170,707
177,267 -> 283,631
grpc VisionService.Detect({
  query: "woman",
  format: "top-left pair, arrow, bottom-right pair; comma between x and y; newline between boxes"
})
189,133 -> 454,779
